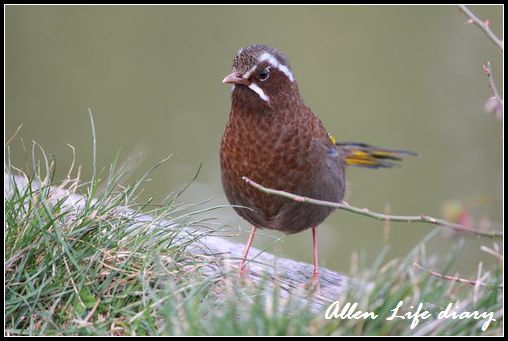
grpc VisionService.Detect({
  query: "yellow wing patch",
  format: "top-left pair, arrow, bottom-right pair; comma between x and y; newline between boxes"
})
331,141 -> 416,168
327,133 -> 337,145
338,144 -> 416,169
344,150 -> 382,167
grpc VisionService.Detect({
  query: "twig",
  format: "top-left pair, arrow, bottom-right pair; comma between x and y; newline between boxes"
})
242,177 -> 502,239
413,262 -> 500,289
458,5 -> 503,51
458,6 -> 503,119
482,61 -> 504,116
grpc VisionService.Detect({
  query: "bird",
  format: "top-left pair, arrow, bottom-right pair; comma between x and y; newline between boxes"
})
220,44 -> 415,285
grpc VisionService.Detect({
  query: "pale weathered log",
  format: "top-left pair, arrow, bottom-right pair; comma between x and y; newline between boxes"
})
4,173 -> 356,312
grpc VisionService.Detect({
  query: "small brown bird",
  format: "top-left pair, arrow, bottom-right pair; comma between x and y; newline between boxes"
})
220,44 -> 414,284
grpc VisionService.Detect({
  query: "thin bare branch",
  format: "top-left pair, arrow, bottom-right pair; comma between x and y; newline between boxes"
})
242,177 -> 502,239
482,61 -> 503,117
458,5 -> 503,51
413,262 -> 500,289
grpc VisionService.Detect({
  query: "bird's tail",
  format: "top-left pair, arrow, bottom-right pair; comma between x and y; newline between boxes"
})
335,141 -> 417,169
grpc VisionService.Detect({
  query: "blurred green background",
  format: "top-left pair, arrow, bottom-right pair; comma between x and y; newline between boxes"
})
6,5 -> 502,276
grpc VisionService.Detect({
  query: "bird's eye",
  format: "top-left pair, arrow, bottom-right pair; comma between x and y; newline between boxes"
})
258,68 -> 270,81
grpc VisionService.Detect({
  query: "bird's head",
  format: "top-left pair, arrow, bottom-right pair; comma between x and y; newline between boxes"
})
223,44 -> 299,110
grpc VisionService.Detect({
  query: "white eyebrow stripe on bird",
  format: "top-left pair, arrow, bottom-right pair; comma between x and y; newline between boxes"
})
242,63 -> 259,80
242,52 -> 295,82
258,52 -> 294,82
248,82 -> 270,102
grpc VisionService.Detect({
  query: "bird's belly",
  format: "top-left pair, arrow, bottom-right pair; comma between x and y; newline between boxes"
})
220,140 -> 344,233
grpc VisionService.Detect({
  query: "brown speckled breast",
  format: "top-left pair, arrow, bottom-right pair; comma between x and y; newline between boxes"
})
220,86 -> 346,234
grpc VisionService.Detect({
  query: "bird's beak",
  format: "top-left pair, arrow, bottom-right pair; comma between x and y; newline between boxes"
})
222,72 -> 250,86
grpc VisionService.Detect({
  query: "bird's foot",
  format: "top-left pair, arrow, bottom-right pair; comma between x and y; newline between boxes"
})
238,266 -> 248,278
311,271 -> 319,285
238,262 -> 252,281
306,271 -> 321,294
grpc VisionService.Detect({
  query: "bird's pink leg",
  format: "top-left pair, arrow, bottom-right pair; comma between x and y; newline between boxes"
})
239,225 -> 257,277
311,226 -> 320,286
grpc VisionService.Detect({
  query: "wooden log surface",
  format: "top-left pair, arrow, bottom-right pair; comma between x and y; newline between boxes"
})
4,173 -> 356,312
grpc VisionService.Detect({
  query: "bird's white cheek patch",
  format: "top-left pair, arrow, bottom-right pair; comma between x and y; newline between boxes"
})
248,83 -> 270,102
